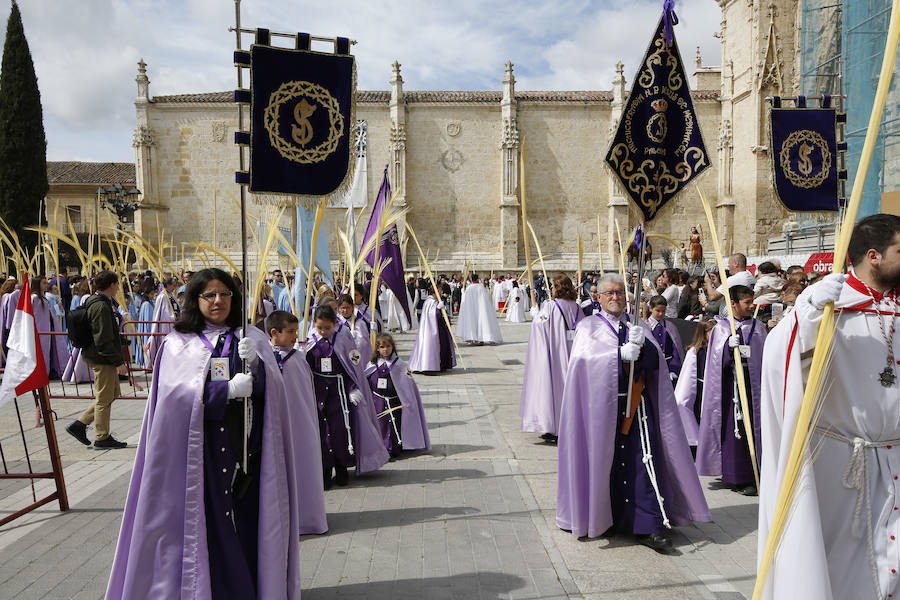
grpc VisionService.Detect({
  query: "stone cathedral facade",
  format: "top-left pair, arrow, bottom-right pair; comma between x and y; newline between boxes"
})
127,0 -> 823,273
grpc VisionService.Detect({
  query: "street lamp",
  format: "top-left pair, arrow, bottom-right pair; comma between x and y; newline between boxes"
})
96,183 -> 142,237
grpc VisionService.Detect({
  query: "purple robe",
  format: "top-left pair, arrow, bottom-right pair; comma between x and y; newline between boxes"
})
253,330 -> 328,536
365,357 -> 431,451
62,347 -> 94,383
649,317 -> 684,378
0,289 -> 20,367
556,314 -> 710,538
148,292 -> 177,365
31,295 -> 70,379
696,317 -> 766,485
106,328 -> 302,599
409,295 -> 456,373
520,298 -> 582,435
304,327 -> 389,475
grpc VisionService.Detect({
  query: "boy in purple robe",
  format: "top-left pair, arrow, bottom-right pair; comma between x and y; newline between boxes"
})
647,295 -> 684,383
556,274 -> 710,552
305,304 -> 389,489
409,286 -> 456,373
697,285 -> 766,496
266,310 -> 328,535
366,333 -> 431,457
107,268 -> 302,599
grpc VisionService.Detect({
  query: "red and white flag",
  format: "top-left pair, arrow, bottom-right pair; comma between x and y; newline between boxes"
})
0,275 -> 48,409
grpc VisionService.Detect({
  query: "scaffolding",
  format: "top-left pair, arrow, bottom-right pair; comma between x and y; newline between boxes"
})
802,0 -> 899,217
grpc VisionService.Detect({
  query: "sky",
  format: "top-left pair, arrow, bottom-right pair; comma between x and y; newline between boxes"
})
1,0 -> 723,163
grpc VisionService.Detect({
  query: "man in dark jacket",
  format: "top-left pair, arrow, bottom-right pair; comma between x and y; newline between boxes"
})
66,270 -> 129,449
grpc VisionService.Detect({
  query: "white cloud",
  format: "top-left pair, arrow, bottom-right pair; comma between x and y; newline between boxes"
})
0,0 -> 722,161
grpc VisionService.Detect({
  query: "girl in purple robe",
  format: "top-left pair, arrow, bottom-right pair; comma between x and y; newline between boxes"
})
305,304 -> 389,489
646,295 -> 684,383
366,333 -> 432,457
107,268 -> 303,599
337,293 -> 372,361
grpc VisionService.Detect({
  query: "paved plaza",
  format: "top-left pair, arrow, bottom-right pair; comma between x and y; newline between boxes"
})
0,319 -> 757,599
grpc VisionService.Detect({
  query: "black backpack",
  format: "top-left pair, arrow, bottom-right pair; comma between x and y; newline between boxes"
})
67,295 -> 103,349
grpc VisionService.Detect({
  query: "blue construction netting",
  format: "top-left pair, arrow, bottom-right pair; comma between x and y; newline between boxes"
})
802,0 -> 899,217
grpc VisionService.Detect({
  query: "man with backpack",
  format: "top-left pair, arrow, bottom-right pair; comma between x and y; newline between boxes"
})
65,271 -> 129,449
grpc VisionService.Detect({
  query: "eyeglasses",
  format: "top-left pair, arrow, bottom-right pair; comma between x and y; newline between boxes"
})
198,290 -> 233,300
600,290 -> 626,297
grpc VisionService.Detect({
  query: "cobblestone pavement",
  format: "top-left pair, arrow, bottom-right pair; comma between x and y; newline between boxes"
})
0,319 -> 757,599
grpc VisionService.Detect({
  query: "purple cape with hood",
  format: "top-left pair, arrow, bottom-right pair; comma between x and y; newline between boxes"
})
520,298 -> 582,435
365,357 -> 431,450
408,295 -> 456,372
696,317 -> 766,478
105,328 -> 302,599
556,315 -> 710,538
248,327 -> 328,535
304,325 -> 390,474
32,294 -> 70,378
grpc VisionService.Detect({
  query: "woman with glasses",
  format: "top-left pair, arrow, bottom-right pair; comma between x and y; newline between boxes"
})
520,274 -> 583,444
107,268 -> 303,599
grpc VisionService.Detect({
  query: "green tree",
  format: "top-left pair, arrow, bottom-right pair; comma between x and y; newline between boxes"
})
0,1 -> 47,250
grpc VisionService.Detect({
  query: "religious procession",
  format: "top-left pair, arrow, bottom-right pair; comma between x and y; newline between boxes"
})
0,0 -> 898,599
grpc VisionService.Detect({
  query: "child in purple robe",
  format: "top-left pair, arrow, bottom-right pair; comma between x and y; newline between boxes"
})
365,333 -> 432,457
647,295 -> 684,383
266,310 -> 328,535
305,304 -> 389,489
337,293 -> 372,361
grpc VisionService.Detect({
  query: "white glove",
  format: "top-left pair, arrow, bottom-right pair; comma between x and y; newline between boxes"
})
728,334 -> 740,348
227,372 -> 253,399
237,337 -> 258,367
627,322 -> 645,346
620,342 -> 641,362
348,388 -> 363,406
809,273 -> 848,309
669,371 -> 678,382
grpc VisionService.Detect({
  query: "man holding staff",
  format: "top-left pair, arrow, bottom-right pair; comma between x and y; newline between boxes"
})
758,214 -> 900,599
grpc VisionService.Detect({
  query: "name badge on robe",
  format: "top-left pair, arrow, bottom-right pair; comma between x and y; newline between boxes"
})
739,345 -> 751,359
377,377 -> 388,390
321,357 -> 333,373
566,330 -> 576,342
210,357 -> 230,381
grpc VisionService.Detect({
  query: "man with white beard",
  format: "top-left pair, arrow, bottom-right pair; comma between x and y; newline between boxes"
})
458,273 -> 502,345
758,214 -> 900,599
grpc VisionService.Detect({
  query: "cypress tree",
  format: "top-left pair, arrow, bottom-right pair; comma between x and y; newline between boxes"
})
0,1 -> 47,249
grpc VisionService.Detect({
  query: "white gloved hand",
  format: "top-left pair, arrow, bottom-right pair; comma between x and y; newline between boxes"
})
348,388 -> 363,406
227,372 -> 254,399
237,337 -> 258,367
728,334 -> 740,348
809,272 -> 848,309
669,371 -> 678,382
620,342 -> 641,362
627,322 -> 645,346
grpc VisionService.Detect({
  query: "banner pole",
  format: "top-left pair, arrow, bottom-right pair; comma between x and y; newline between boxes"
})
233,0 -> 248,473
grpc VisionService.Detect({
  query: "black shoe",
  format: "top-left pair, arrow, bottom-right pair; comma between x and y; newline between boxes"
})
65,421 -> 91,446
636,532 -> 673,553
323,468 -> 333,491
94,435 -> 128,449
540,433 -> 554,440
334,465 -> 349,487
545,435 -> 558,445
737,485 -> 758,497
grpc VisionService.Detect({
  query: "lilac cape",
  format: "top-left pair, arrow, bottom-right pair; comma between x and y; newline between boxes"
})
520,298 -> 582,435
303,326 -> 390,474
341,316 -> 372,365
248,327 -> 327,536
653,319 -> 684,373
408,296 -> 456,372
31,295 -> 70,378
696,317 -> 766,476
62,347 -> 94,383
674,347 -> 700,445
556,316 -> 711,538
148,293 -> 176,365
0,289 -> 20,367
106,329 -> 302,600
365,358 -> 431,450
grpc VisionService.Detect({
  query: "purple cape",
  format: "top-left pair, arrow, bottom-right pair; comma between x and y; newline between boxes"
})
556,316 -> 711,538
0,289 -> 20,367
520,298 -> 582,435
696,317 -> 766,477
106,329 -> 302,599
248,327 -> 328,536
303,326 -> 390,474
62,347 -> 94,383
32,295 -> 70,378
365,358 -> 431,450
409,296 -> 456,372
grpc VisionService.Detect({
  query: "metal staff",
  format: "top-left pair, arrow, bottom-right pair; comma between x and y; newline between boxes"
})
624,223 -> 648,421
233,0 -> 249,473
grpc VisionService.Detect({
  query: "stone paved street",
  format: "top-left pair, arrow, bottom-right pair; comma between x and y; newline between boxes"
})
0,319 -> 757,599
